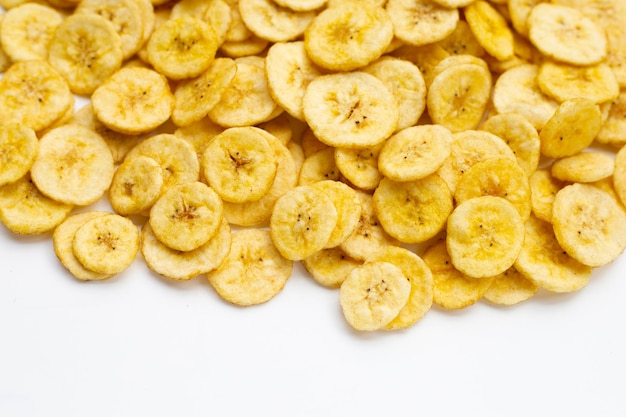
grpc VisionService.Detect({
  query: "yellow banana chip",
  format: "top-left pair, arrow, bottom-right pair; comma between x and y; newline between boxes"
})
386,0 -> 459,47
483,267 -> 538,306
239,0 -> 316,42
109,156 -> 164,216
334,144 -> 384,191
528,169 -> 565,223
0,123 -> 38,187
303,246 -> 362,288
311,180 -> 362,249
464,0 -> 514,61
298,147 -> 341,186
551,152 -> 614,183
537,61 -> 619,104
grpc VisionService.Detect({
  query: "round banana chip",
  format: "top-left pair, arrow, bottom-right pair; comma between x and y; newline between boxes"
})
109,156 -> 164,216
149,181 -> 224,252
527,3 -> 606,66
303,72 -> 399,148
202,126 -> 278,203
72,213 -> 140,276
614,145 -> 626,207
447,196 -> 525,278
366,246 -> 433,330
422,238 -> 495,310
386,0 -> 459,47
552,183 -> 626,267
48,13 -> 123,96
435,19 -> 485,58
378,124 -> 452,182
339,261 -> 411,332
91,66 -> 174,135
0,174 -> 73,235
30,124 -> 115,206
274,0 -> 327,11
302,246 -> 362,288
0,124 -> 38,187
508,0 -> 546,38
207,228 -> 293,306
464,0 -> 514,61
483,267 -> 538,306
304,1 -> 393,71
334,144 -> 384,191
373,175 -> 453,244
270,185 -> 338,261
539,98 -> 603,159
537,61 -> 619,105
298,147 -> 341,186
551,152 -> 614,183
596,91 -> 626,147
141,218 -> 231,281
311,180 -> 362,248
529,169 -> 565,223
239,0 -> 316,42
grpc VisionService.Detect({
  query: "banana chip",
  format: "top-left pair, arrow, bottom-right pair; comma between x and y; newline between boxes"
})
528,169 -> 564,223
334,144 -> 384,191
298,147 -> 341,186
302,246 -> 362,288
537,61 -> 619,105
464,0 -> 514,61
483,267 -> 538,306
596,91 -> 626,147
386,0 -> 459,47
551,152 -> 614,183
0,124 -> 38,187
109,156 -> 164,216
614,145 -> 626,207
239,0 -> 316,42
311,180 -> 362,249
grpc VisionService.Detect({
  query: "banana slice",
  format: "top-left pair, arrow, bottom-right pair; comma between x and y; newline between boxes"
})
301,128 -> 329,158
72,213 -> 139,276
53,211 -> 113,281
0,124 -> 38,187
0,60 -> 73,133
257,112 -> 293,146
149,181 -> 224,252
91,66 -> 174,135
373,175 -> 453,244
0,15 -> 12,73
339,261 -> 411,331
334,144 -> 384,191
392,43 -> 451,89
454,157 -> 532,221
551,152 -> 614,183
311,180 -> 362,248
171,0 -> 232,45
0,2 -> 63,62
171,58 -> 237,127
527,3 -> 606,65
202,126 -> 278,203
362,56 -> 427,131
378,124 -> 452,182
30,125 -> 115,206
596,91 -> 626,147
447,196 -> 525,278
174,118 -> 225,161
207,228 -> 293,306
76,0 -> 146,60
422,239 -> 495,310
539,98 -> 603,159
614,145 -> 626,207
435,20 -> 485,58
464,0 -> 514,61
219,34 -> 270,58
528,169 -> 564,223
303,72 -> 399,148
552,183 -> 626,267
239,0 -> 316,42
304,1 -> 394,71
109,156 -> 164,216
514,215 -> 592,293
269,185 -> 338,261
492,64 -> 559,130
274,0 -> 327,11
508,0 -> 547,38
266,41 -> 324,122
48,14 -> 124,96
537,61 -> 619,105
0,174 -> 73,235
298,147 -> 341,186
302,246 -> 362,288
141,218 -> 231,281
427,63 -> 492,133
366,246 -> 433,330
147,15 -> 219,80
481,113 -> 540,177
385,0 -> 459,47
483,267 -> 538,306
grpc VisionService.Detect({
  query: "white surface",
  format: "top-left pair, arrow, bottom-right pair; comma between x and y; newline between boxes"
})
1,211 -> 626,416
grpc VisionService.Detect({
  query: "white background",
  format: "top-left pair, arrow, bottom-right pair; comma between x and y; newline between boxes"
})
1,212 -> 626,417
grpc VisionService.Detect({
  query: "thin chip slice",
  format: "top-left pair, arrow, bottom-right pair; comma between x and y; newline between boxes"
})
141,218 -> 231,281
596,91 -> 626,147
298,147 -> 342,186
529,169 -> 565,223
551,152 -> 614,183
207,228 -> 293,306
614,145 -> 626,207
447,196 -> 524,278
515,215 -> 592,292
537,61 -> 619,105
302,246 -> 362,288
239,0 -> 316,42
311,180 -> 362,248
339,261 -> 411,331
483,267 -> 538,305
0,124 -> 38,187
72,213 -> 139,275
385,0 -> 459,47
552,183 -> 626,267
109,156 -> 164,216
334,144 -> 384,191
464,0 -> 514,61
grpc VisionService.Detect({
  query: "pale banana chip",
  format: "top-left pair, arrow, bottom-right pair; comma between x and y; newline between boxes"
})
30,124 -> 115,206
515,214 -> 591,292
464,0 -> 514,61
219,35 -> 270,58
508,0 -> 548,38
109,156 -> 164,216
447,196 -> 525,278
366,246 -> 433,330
539,98 -> 603,159
207,228 -> 293,306
170,0 -> 232,45
334,144 -> 384,191
173,117 -> 225,160
141,218 -> 231,281
202,126 -> 278,203
378,124 -> 453,182
529,168 -> 565,223
552,183 -> 626,267
239,0 -> 316,42
339,261 -> 411,331
298,147 -> 341,186
614,145 -> 626,207
0,15 -> 12,73
551,152 -> 614,183
435,18 -> 485,57
274,0 -> 327,11
422,238 -> 495,309
72,213 -> 139,275
149,181 -> 223,252
0,174 -> 73,235
304,1 -> 393,71
537,61 -> 619,105
385,0 -> 459,47
302,246 -> 362,288
596,91 -> 626,147
0,123 -> 38,187
311,180 -> 362,248
374,175 -> 453,244
91,66 -> 174,135
257,112 -> 293,146
303,72 -> 399,148
483,267 -> 538,305
300,128 -> 329,158
53,211 -> 113,281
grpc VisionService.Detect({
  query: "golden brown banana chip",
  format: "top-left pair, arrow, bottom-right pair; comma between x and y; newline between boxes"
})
207,228 -> 293,306
311,180 -> 362,248
537,61 -> 619,105
109,156 -> 164,216
302,246 -> 362,288
528,169 -> 565,223
483,267 -> 538,306
464,0 -> 514,61
551,152 -> 614,183
0,123 -> 38,187
334,144 -> 384,191
298,147 -> 341,186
